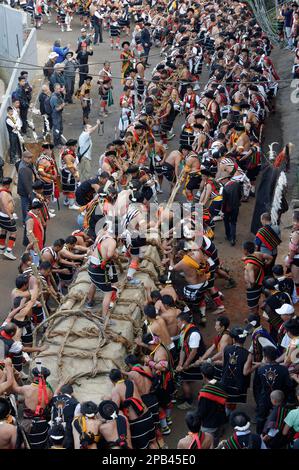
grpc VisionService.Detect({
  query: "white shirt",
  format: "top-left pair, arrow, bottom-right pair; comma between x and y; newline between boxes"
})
188,331 -> 201,349
9,340 -> 23,354
281,333 -> 290,349
78,131 -> 92,161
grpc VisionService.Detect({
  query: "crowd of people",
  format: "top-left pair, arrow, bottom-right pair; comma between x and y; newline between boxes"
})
1,0 -> 299,452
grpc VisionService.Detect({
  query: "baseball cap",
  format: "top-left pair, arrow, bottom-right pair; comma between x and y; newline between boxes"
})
275,304 -> 295,316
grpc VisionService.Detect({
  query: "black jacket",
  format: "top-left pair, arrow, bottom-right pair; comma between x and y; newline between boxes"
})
17,160 -> 36,197
222,180 -> 242,213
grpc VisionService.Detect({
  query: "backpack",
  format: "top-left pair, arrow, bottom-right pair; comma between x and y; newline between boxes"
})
44,96 -> 52,115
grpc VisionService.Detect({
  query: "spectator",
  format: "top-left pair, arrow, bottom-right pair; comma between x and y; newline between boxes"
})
49,63 -> 66,94
76,45 -> 93,88
5,106 -> 22,164
17,150 -> 36,225
38,84 -> 53,136
281,4 -> 294,49
76,28 -> 92,53
49,83 -> 65,147
52,39 -> 69,63
43,52 -> 59,80
63,51 -> 79,104
140,20 -> 152,66
13,76 -> 30,134
78,121 -> 100,181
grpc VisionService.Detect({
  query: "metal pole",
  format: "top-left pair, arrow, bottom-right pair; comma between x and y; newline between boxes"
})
16,34 -> 20,58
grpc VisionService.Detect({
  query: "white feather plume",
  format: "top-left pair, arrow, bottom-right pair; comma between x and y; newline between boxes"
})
271,171 -> 287,225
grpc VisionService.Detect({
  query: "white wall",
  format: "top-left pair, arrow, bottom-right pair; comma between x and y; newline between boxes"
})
0,27 -> 37,160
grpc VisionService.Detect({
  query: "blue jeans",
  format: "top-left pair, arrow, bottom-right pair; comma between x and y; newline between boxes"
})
20,195 -> 30,224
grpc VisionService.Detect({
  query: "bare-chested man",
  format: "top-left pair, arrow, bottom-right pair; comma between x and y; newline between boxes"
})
72,401 -> 102,449
177,411 -> 213,449
0,178 -> 17,260
183,149 -> 201,201
87,226 -> 118,315
243,240 -> 273,314
11,366 -> 53,449
98,400 -> 132,449
137,303 -> 173,351
109,368 -> 157,449
160,147 -> 186,189
124,354 -> 162,445
0,395 -> 20,449
173,241 -> 210,325
159,295 -> 180,335
142,334 -> 174,436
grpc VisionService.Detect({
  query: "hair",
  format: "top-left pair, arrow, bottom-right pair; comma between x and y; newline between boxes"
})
7,106 -> 13,112
60,384 -> 74,395
243,241 -> 255,253
80,401 -> 98,416
15,274 -> 29,289
230,411 -> 250,428
161,295 -> 175,307
293,211 -> 299,222
272,264 -> 284,276
65,236 -> 77,245
216,315 -> 230,329
177,311 -> 191,323
124,354 -> 139,366
284,318 -> 299,337
261,212 -> 271,223
53,238 -> 65,248
144,303 -> 157,319
263,346 -> 278,362
185,411 -> 201,433
39,261 -> 52,271
247,314 -> 261,328
2,323 -> 17,336
48,424 -> 65,446
142,332 -> 154,345
200,362 -> 215,380
109,368 -> 122,382
270,389 -> 285,405
150,290 -> 161,301
18,76 -> 25,82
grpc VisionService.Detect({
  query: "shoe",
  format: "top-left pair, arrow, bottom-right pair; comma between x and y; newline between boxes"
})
167,133 -> 175,140
49,212 -> 56,218
3,250 -> 17,260
0,247 -> 5,255
177,401 -> 193,410
63,199 -> 69,206
230,239 -> 236,246
166,417 -> 173,425
161,425 -> 171,435
85,301 -> 95,309
212,214 -> 223,222
69,204 -> 81,210
49,209 -> 55,214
